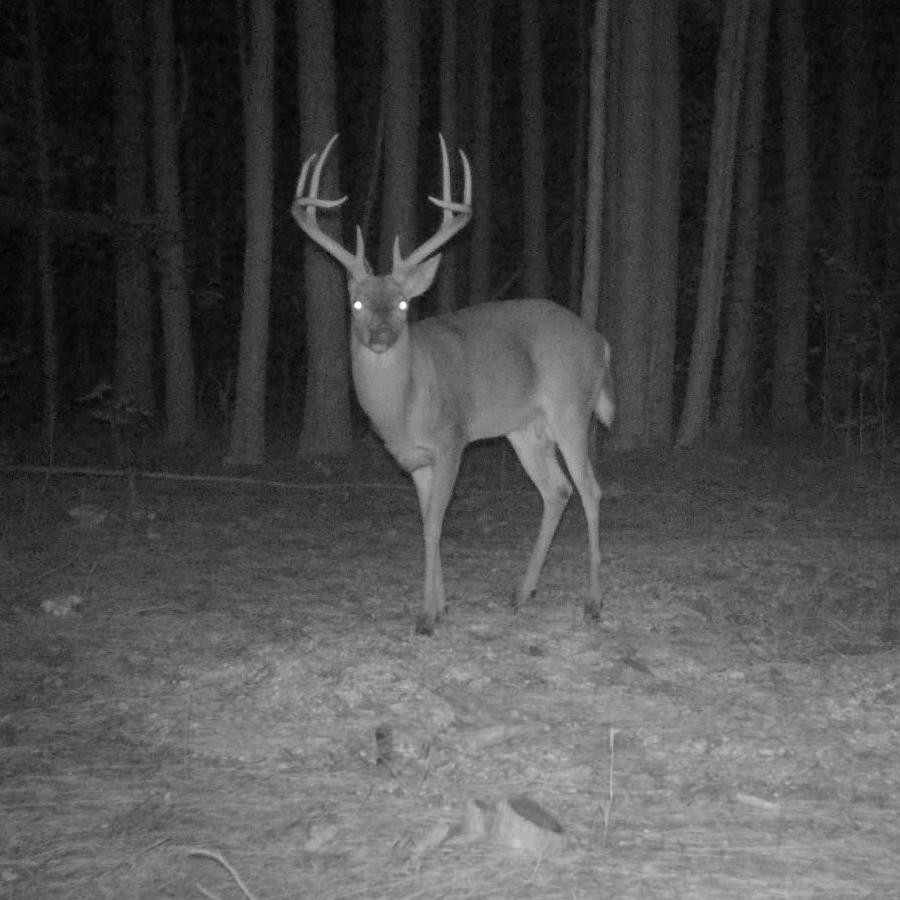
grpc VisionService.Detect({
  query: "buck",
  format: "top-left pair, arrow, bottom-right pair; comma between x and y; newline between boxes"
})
292,135 -> 614,635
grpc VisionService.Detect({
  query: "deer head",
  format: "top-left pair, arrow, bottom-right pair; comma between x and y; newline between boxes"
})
291,134 -> 472,354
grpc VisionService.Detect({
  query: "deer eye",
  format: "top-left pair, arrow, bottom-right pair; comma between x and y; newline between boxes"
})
352,299 -> 363,312
398,299 -> 408,312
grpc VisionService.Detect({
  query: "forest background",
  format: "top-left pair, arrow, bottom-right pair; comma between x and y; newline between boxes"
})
1,0 -> 898,465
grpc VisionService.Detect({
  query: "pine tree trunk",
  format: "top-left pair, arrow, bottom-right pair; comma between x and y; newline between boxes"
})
467,0 -> 492,306
379,0 -> 420,270
718,0 -> 771,439
150,0 -> 197,445
821,0 -> 864,437
579,0 -> 609,329
606,0 -> 654,449
568,0 -> 591,313
888,29 -> 900,291
27,0 -> 57,450
436,0 -> 459,314
676,0 -> 751,447
519,0 -> 549,297
226,0 -> 275,466
769,0 -> 811,433
112,0 -> 155,412
296,0 -> 352,458
645,0 -> 680,445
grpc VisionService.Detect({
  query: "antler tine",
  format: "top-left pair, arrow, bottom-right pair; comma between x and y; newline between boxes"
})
291,134 -> 369,279
394,134 -> 473,274
428,140 -> 472,216
436,133 -> 453,226
294,134 -> 346,209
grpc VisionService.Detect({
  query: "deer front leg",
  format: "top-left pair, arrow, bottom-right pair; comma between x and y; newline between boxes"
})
411,452 -> 461,635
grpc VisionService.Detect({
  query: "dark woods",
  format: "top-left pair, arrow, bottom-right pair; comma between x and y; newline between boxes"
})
1,0 -> 899,463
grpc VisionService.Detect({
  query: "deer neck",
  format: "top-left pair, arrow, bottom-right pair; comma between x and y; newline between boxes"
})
350,327 -> 415,439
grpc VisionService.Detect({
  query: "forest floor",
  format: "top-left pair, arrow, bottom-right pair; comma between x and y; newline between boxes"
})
1,438 -> 899,899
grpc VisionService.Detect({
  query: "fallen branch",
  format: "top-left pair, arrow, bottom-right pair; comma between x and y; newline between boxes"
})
187,848 -> 258,900
1,463 -> 403,491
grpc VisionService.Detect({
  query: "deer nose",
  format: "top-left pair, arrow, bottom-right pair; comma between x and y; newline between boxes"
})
368,323 -> 397,350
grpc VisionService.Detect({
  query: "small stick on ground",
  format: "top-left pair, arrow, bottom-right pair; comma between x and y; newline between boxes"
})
188,848 -> 259,900
601,726 -> 620,847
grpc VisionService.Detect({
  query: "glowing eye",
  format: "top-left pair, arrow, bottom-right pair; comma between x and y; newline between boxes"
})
398,300 -> 408,312
352,300 -> 363,312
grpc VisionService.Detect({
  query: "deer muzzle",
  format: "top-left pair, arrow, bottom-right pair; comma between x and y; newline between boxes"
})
366,323 -> 399,352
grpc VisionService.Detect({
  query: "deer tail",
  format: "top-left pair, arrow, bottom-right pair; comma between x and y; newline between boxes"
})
594,337 -> 615,429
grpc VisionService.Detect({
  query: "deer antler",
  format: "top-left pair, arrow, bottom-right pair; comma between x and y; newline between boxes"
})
291,134 -> 369,282
392,134 -> 473,277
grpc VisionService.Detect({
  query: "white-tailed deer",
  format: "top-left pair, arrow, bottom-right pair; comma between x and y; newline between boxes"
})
292,135 -> 614,635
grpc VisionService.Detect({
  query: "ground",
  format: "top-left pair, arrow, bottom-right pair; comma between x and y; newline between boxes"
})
1,440 -> 899,899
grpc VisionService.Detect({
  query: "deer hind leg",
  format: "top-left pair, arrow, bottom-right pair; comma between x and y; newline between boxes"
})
553,412 -> 603,620
507,421 -> 573,610
411,450 -> 462,635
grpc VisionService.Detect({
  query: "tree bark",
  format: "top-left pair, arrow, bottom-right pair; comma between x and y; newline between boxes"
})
568,0 -> 591,313
821,0 -> 865,435
888,24 -> 900,291
226,0 -> 275,466
379,0 -> 420,270
645,0 -> 680,444
150,0 -> 197,444
296,0 -> 352,458
467,0 -> 492,306
718,0 -> 771,439
769,0 -> 811,433
436,0 -> 459,314
519,0 -> 549,298
579,0 -> 609,330
27,0 -> 57,450
606,0 -> 654,449
111,0 -> 155,412
676,0 -> 751,447
0,200 -> 142,236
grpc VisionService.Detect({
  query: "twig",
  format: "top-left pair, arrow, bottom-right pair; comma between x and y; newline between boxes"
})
2,464 -> 400,491
2,463 -> 534,495
188,848 -> 258,900
601,726 -> 619,847
196,886 -> 224,900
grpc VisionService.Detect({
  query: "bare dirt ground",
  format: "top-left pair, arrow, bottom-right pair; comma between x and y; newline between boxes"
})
1,441 -> 899,899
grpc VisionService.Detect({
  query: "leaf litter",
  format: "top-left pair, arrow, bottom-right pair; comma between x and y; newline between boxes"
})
1,443 -> 899,899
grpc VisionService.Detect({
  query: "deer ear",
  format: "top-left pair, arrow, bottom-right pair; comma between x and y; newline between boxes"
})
399,254 -> 442,299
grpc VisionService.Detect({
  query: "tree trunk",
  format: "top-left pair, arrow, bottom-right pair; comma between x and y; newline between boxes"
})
519,0 -> 549,298
644,0 -> 680,444
568,0 -> 591,312
821,0 -> 864,436
769,0 -> 811,433
718,0 -> 771,439
676,0 -> 751,447
579,0 -> 609,330
27,0 -> 57,450
379,0 -> 420,270
888,27 -> 900,291
226,0 -> 275,466
605,0 -> 654,449
150,0 -> 197,445
296,0 -> 352,458
467,0 -> 492,306
436,0 -> 459,314
112,0 -> 155,411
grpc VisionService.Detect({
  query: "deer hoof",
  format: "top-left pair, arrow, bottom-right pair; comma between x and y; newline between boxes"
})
512,587 -> 535,612
583,598 -> 603,621
415,614 -> 436,636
